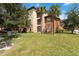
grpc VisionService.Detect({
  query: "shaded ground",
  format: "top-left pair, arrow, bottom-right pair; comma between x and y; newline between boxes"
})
0,32 -> 19,50
0,33 -> 79,56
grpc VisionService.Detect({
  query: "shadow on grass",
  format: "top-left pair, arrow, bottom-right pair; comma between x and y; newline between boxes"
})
0,33 -> 20,49
54,31 -> 79,36
42,30 -> 79,35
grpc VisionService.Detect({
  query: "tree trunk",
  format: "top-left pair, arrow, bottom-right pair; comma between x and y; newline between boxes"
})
71,27 -> 74,34
71,30 -> 74,34
53,19 -> 54,34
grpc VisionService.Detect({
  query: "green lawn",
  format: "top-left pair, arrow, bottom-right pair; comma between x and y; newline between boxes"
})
0,33 -> 79,56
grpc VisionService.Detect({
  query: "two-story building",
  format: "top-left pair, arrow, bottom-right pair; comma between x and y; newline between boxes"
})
27,7 -> 63,33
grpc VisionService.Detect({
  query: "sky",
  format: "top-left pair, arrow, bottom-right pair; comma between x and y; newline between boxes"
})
22,3 -> 71,20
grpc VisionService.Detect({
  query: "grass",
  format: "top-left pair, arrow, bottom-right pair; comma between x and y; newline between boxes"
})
0,32 -> 79,56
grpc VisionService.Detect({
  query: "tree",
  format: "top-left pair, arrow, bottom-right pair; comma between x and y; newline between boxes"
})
0,3 -> 31,47
18,8 -> 31,32
37,6 -> 47,32
37,6 -> 47,16
62,19 -> 69,30
0,3 -> 30,32
0,5 -> 6,29
0,4 -> 21,29
49,4 -> 61,18
66,4 -> 79,33
49,4 -> 61,33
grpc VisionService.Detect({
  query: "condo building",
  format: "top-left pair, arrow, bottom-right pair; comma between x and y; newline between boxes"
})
27,7 -> 63,33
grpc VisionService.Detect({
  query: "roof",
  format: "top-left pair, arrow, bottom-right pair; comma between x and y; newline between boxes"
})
27,7 -> 36,11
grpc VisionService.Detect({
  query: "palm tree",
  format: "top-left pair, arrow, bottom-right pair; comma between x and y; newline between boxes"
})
37,6 -> 47,32
49,4 -> 61,34
40,6 -> 47,13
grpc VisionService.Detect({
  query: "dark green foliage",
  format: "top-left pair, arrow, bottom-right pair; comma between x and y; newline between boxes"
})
63,4 -> 79,33
68,4 -> 79,33
49,4 -> 61,18
0,3 -> 30,31
49,4 -> 61,33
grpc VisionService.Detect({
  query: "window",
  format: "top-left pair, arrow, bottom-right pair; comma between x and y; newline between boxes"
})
37,19 -> 41,24
47,24 -> 52,32
37,26 -> 42,32
47,17 -> 51,22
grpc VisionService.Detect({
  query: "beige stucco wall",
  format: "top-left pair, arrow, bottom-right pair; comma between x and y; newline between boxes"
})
28,8 -> 48,33
41,13 -> 48,32
28,9 -> 37,32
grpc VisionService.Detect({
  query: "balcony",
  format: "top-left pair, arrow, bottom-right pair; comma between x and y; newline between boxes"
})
37,19 -> 41,25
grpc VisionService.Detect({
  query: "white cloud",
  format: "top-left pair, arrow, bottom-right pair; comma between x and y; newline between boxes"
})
59,14 -> 67,20
59,10 -> 67,20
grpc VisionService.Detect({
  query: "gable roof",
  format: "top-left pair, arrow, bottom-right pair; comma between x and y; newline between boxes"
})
27,7 -> 36,11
